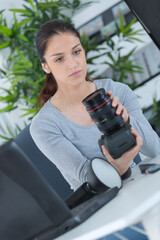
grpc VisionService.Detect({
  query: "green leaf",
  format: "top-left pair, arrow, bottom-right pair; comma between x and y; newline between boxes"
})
123,18 -> 137,34
25,77 -> 39,87
15,123 -> 23,133
87,53 -> 107,64
125,47 -> 137,59
17,33 -> 28,41
22,4 -> 35,16
87,70 -> 96,76
20,108 -> 36,117
24,0 -> 35,10
128,37 -> 144,43
118,71 -> 126,82
18,18 -> 32,28
106,52 -> 116,64
22,96 -> 36,104
9,57 -> 25,64
15,48 -> 27,61
126,29 -> 144,36
0,41 -> 10,49
11,76 -> 22,88
13,12 -> 18,32
0,87 -> 11,94
0,104 -> 17,113
0,135 -> 11,141
104,36 -> 115,50
103,61 -> 117,70
0,9 -> 5,15
9,8 -> 32,17
6,124 -> 15,138
0,25 -> 12,37
119,11 -> 124,33
0,69 -> 6,76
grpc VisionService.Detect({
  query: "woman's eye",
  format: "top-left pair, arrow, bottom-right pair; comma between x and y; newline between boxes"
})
74,50 -> 81,55
55,57 -> 63,62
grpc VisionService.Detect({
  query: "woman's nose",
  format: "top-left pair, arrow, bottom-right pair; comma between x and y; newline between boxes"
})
67,55 -> 78,68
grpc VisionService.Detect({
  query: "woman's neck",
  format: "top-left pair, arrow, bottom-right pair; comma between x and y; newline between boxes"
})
51,81 -> 96,109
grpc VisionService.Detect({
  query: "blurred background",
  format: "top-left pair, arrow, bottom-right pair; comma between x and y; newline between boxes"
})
0,0 -> 160,144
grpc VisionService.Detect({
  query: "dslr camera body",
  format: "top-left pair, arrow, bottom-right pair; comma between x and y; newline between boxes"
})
82,88 -> 136,159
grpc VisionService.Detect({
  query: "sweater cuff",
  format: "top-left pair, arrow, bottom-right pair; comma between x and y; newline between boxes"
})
121,167 -> 132,180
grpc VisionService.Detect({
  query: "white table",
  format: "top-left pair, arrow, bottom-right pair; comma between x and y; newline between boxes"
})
56,154 -> 160,240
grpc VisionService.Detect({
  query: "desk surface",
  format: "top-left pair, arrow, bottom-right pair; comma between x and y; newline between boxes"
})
56,154 -> 160,240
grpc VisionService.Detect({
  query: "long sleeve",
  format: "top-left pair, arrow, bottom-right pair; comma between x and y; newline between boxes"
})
30,119 -> 91,190
122,85 -> 160,158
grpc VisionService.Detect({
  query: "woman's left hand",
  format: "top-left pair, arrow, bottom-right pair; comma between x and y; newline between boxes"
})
101,128 -> 143,176
107,91 -> 129,124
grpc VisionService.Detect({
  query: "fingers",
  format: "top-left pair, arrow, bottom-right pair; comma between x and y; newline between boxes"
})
131,128 -> 143,149
121,128 -> 143,160
101,128 -> 143,160
101,144 -> 123,174
112,96 -> 118,108
121,107 -> 128,120
107,91 -> 119,108
101,145 -> 113,161
101,128 -> 143,176
115,102 -> 129,122
107,91 -> 112,97
115,102 -> 123,115
107,91 -> 129,124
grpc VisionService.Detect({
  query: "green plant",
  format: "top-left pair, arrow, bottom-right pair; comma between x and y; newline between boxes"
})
99,12 -> 145,89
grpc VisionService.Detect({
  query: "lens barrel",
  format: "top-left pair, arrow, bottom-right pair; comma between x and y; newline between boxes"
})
82,88 -> 124,134
82,88 -> 108,111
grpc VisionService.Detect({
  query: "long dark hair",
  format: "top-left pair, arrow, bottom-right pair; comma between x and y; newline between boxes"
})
35,19 -> 91,108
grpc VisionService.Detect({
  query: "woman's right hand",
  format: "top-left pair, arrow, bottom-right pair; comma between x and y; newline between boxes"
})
101,128 -> 143,176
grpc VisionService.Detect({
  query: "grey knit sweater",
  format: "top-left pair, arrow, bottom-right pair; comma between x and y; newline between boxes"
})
30,79 -> 160,190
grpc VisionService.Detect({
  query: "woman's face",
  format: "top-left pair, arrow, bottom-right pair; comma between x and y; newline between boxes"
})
42,32 -> 87,89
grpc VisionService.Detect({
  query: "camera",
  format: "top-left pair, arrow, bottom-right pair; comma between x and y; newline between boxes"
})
82,88 -> 136,159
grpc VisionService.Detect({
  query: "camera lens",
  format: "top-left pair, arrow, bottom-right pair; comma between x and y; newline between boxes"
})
82,88 -> 108,111
82,88 -> 124,134
82,88 -> 136,158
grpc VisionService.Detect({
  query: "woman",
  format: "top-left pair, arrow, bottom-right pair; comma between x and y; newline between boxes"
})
30,19 -> 160,239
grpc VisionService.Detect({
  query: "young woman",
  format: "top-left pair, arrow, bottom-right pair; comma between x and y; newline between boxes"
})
30,19 -> 160,240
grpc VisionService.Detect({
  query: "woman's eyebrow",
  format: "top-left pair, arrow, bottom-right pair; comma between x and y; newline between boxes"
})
50,52 -> 63,57
72,43 -> 81,49
50,43 -> 81,57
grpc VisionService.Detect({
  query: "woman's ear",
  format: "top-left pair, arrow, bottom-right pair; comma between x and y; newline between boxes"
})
42,63 -> 51,74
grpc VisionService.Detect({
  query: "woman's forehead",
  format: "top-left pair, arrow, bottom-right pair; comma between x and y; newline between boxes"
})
45,32 -> 81,56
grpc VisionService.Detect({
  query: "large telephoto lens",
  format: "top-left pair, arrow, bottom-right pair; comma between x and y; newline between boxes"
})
82,88 -> 136,159
82,88 -> 124,134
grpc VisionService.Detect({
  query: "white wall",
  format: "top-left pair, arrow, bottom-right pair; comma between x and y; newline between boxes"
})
0,0 -> 23,20
73,0 -> 120,28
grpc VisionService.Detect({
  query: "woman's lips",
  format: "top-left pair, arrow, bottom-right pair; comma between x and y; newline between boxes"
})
69,70 -> 82,77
